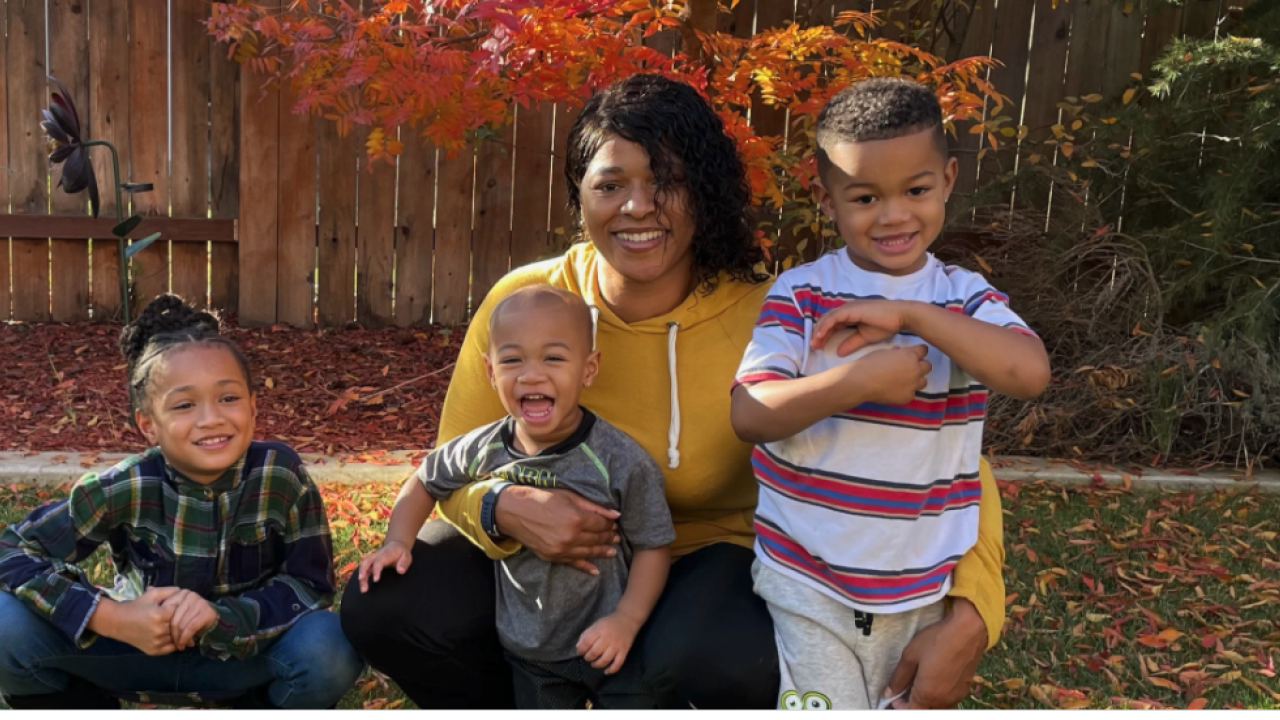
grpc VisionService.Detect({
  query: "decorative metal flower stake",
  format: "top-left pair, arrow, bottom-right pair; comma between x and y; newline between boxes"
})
42,76 -> 157,321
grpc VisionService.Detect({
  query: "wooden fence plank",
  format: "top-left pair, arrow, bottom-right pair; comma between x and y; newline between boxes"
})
432,147 -> 474,325
357,132 -> 396,327
0,6 -> 9,321
1018,0 -> 1075,211
1181,0 -> 1221,39
1063,0 -> 1112,99
394,134 -> 434,327
128,0 -> 169,315
317,121 -> 357,327
0,216 -> 234,240
729,0 -> 755,35
170,0 -> 211,308
1140,4 -> 1184,72
471,125 -> 514,309
510,104 -> 554,269
981,0 -> 1036,182
88,0 -> 129,321
48,0 -> 91,322
951,0 -> 994,198
1023,0 -> 1074,141
1103,0 -> 1144,99
209,26 -> 240,317
236,15 -> 280,326
751,0 -> 791,141
548,104 -> 580,255
8,0 -> 51,323
276,97 -> 317,328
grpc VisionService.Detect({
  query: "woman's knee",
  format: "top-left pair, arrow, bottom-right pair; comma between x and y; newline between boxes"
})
638,544 -> 779,708
339,521 -> 497,658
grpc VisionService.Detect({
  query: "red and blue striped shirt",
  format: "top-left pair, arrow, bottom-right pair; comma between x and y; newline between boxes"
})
735,251 -> 1035,613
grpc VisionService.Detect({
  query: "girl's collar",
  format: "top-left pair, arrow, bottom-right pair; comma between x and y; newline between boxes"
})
159,449 -> 248,494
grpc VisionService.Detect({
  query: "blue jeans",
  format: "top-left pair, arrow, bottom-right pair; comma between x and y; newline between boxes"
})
0,591 -> 364,708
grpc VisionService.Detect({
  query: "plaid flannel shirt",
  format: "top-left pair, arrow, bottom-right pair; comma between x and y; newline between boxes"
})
0,441 -> 336,661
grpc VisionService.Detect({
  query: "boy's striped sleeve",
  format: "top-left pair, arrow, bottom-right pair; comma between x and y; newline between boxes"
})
733,278 -> 806,391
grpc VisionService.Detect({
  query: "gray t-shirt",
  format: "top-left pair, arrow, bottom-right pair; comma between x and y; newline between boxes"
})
415,410 -> 676,661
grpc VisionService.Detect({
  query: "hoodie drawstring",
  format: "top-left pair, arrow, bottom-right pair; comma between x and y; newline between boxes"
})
589,306 -> 600,351
666,321 -> 681,469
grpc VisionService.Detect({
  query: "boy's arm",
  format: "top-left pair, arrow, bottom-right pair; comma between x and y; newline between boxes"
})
731,345 -> 930,444
612,546 -> 670,628
384,475 -> 438,548
902,302 -> 1049,401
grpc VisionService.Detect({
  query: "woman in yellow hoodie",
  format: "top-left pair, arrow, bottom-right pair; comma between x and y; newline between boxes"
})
340,74 -> 1005,709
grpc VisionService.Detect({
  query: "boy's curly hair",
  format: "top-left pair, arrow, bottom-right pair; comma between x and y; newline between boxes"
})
815,78 -> 949,179
564,74 -> 767,295
118,294 -> 253,422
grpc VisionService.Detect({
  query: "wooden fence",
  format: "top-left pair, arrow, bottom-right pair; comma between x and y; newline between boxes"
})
0,0 -> 1232,327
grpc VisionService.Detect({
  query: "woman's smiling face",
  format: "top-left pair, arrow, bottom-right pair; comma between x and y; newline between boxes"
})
578,135 -> 696,290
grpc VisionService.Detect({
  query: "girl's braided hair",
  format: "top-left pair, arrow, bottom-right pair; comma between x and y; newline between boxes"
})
564,74 -> 767,295
117,294 -> 253,422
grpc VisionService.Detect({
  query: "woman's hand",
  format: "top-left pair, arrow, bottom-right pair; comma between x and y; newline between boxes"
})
494,485 -> 621,575
883,597 -> 988,709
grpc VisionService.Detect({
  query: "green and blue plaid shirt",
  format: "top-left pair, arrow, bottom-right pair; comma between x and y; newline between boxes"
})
0,441 -> 336,661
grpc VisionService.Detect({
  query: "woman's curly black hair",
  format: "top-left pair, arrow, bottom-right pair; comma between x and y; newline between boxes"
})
118,294 -> 253,423
564,74 -> 767,294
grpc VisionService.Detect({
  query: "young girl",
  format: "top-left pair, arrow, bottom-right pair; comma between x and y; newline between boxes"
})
0,295 -> 363,709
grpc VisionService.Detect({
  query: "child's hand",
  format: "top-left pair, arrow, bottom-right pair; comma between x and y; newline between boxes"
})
357,540 -> 413,593
105,586 -> 184,656
161,589 -> 219,651
811,300 -> 914,356
576,612 -> 641,675
849,345 -> 932,406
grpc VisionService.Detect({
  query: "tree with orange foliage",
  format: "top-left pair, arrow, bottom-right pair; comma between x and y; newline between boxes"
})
208,0 -> 1004,261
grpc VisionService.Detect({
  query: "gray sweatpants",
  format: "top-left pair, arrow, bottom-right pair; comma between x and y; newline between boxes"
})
753,561 -> 946,710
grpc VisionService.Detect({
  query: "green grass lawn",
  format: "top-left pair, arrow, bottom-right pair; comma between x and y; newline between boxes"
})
1,480 -> 1277,709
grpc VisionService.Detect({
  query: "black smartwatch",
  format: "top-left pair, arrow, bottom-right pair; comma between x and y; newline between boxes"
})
480,482 -> 514,539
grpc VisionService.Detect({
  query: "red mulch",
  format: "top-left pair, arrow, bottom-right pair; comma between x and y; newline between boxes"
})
1,320 -> 465,458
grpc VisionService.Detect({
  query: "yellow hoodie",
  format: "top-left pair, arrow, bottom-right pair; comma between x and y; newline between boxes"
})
436,243 -> 1006,648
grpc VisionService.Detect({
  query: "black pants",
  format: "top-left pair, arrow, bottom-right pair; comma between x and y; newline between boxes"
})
507,652 -> 653,709
339,519 -> 779,709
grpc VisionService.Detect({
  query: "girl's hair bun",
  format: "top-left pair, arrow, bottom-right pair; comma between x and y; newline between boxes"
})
118,294 -> 220,374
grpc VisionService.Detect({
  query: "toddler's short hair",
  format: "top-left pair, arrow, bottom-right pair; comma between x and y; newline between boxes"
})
489,285 -> 595,350
815,78 -> 948,178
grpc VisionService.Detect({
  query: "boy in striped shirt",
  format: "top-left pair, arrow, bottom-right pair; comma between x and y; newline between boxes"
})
730,78 -> 1050,710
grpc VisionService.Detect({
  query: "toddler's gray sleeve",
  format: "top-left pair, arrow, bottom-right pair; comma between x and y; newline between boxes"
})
413,432 -> 483,500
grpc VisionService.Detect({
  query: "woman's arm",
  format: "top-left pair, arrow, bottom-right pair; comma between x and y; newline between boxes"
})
948,457 -> 1006,649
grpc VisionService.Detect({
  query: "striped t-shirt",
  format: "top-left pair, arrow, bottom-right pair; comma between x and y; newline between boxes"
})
735,250 -> 1035,614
